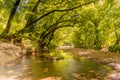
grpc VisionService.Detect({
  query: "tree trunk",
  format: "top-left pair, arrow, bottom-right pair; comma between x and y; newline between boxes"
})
17,0 -> 41,34
115,31 -> 120,45
0,0 -> 21,38
12,0 -> 41,44
93,22 -> 101,49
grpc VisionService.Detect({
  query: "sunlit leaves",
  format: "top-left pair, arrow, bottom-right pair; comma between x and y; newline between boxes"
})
72,0 -> 120,49
0,0 -> 119,49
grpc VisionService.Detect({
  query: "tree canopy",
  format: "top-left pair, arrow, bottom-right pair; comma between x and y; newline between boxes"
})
0,0 -> 119,52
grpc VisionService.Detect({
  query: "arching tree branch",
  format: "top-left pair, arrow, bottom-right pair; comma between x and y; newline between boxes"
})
27,0 -> 97,27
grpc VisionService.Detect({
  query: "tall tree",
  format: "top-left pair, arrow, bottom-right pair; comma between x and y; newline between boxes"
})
0,0 -> 21,38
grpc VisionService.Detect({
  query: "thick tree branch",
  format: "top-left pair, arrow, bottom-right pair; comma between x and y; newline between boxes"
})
15,0 -> 41,34
32,0 -> 41,12
38,23 -> 75,45
28,0 -> 96,27
25,0 -> 41,28
40,14 -> 66,38
39,19 -> 76,43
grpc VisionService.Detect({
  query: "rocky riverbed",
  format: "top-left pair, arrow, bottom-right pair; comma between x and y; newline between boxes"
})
0,43 -> 21,66
62,48 -> 120,80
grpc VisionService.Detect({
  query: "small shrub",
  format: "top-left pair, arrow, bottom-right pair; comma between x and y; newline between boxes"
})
109,45 -> 120,52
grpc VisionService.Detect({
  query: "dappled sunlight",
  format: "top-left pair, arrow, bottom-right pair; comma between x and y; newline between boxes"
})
0,0 -> 120,80
0,52 -> 112,80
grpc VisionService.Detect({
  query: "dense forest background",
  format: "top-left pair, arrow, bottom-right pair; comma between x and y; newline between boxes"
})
0,0 -> 119,52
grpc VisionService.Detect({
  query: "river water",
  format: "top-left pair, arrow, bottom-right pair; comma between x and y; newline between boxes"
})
0,55 -> 112,80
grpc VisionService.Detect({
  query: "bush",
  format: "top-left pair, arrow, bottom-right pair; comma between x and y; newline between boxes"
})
50,50 -> 73,58
109,45 -> 120,52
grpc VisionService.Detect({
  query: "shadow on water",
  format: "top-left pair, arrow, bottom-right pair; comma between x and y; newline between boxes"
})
0,54 -> 112,80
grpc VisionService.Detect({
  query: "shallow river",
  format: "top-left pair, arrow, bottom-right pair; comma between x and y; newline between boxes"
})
0,55 -> 112,80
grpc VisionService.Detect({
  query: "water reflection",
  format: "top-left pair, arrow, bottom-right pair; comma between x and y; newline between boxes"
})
25,57 -> 111,80
0,57 -> 30,80
0,56 -> 112,80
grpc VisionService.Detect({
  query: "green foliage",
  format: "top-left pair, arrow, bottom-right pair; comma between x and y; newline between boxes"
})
72,0 -> 120,50
49,27 -> 73,49
50,49 -> 73,58
0,0 -> 120,52
109,45 -> 120,52
0,25 -> 3,34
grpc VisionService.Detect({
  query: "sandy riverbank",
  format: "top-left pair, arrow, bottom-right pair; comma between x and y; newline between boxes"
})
0,43 -> 21,66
